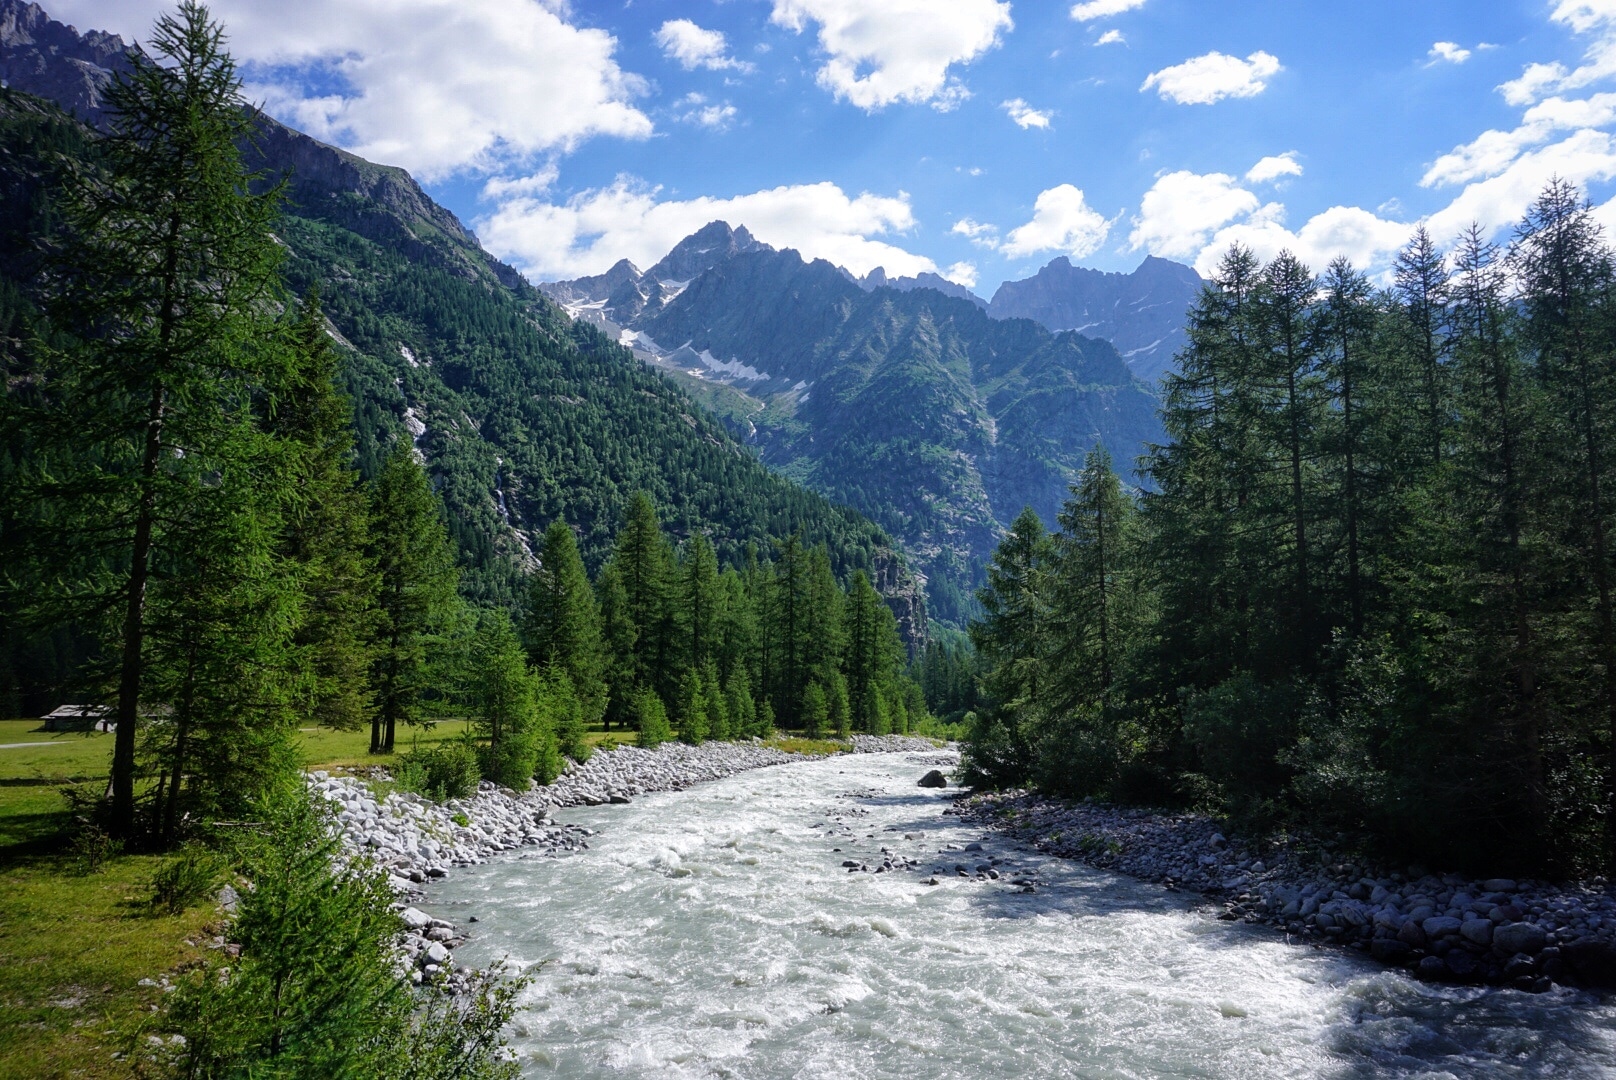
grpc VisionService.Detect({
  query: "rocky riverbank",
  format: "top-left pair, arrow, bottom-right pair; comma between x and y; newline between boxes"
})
953,791 -> 1616,992
313,736 -> 942,979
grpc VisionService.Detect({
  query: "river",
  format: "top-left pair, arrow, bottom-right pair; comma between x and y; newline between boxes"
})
423,751 -> 1616,1078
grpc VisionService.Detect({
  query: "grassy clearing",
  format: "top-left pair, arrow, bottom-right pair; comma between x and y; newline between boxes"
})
0,853 -> 217,1080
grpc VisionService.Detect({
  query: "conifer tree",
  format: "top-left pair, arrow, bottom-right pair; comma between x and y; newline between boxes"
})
1393,227 -> 1454,470
702,662 -> 731,741
964,508 -> 1050,787
595,561 -> 637,729
826,669 -> 851,738
611,492 -> 674,697
275,288 -> 378,731
1512,181 -> 1616,866
682,534 -> 721,671
468,609 -> 540,790
1047,446 -> 1136,716
802,681 -> 829,739
677,668 -> 709,745
525,521 -> 606,725
18,2 -> 290,836
369,442 -> 460,753
634,689 -> 672,749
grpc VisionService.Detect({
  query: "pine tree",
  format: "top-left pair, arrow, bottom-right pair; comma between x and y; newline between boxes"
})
525,521 -> 605,726
369,442 -> 460,753
844,570 -> 901,732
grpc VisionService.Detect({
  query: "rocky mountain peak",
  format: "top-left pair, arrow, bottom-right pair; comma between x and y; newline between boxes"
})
0,0 -> 133,125
647,220 -> 770,283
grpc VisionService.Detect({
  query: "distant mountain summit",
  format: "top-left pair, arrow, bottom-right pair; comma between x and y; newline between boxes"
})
0,0 -> 132,122
544,223 -> 1165,622
988,255 -> 1203,383
857,267 -> 987,309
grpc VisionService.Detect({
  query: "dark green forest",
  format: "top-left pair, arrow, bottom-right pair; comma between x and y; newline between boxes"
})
962,199 -> 1616,877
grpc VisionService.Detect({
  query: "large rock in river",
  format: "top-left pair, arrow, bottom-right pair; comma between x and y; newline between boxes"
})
918,770 -> 948,788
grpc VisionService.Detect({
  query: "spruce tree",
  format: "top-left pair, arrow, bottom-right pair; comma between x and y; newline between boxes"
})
369,442 -> 460,753
964,507 -> 1050,787
802,681 -> 829,739
1047,446 -> 1136,716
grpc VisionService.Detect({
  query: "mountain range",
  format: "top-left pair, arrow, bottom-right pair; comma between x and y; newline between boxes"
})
543,226 -> 1191,620
3,0 -> 1204,632
0,0 -> 927,641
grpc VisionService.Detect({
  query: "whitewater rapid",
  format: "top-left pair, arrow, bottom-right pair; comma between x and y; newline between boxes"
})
422,752 -> 1616,1078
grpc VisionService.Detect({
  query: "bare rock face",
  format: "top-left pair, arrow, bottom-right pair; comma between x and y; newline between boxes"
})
0,0 -> 134,126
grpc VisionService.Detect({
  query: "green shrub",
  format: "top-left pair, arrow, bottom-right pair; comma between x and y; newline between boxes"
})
147,843 -> 228,915
395,738 -> 482,802
68,821 -> 121,875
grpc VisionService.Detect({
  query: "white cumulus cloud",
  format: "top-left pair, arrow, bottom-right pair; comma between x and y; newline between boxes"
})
944,261 -> 979,287
654,19 -> 753,72
1002,98 -> 1053,129
769,0 -> 1012,110
1428,41 -> 1472,65
1000,185 -> 1112,259
1069,0 -> 1148,21
1425,127 -> 1616,242
479,179 -> 937,281
1129,171 -> 1261,258
1095,30 -> 1125,46
49,0 -> 654,180
1246,152 -> 1303,183
1197,206 -> 1412,278
1498,0 -> 1616,104
1142,50 -> 1282,105
1423,92 -> 1616,186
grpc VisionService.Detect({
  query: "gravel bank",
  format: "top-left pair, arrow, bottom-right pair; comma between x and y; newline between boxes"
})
954,791 -> 1616,991
314,736 -> 942,979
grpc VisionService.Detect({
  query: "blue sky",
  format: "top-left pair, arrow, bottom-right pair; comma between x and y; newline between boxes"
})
49,0 -> 1616,296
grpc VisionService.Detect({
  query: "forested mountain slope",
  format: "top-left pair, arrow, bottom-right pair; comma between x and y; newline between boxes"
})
547,224 -> 1163,622
0,0 -> 924,638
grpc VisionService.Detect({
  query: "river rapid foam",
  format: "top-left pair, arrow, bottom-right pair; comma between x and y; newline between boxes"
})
422,752 -> 1616,1079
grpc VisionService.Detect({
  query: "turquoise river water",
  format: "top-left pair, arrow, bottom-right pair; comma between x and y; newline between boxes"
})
423,751 -> 1616,1079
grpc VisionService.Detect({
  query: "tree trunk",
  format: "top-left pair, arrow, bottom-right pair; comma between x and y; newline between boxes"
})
110,382 -> 166,837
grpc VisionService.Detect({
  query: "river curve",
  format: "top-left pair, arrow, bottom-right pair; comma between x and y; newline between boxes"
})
422,751 -> 1616,1078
